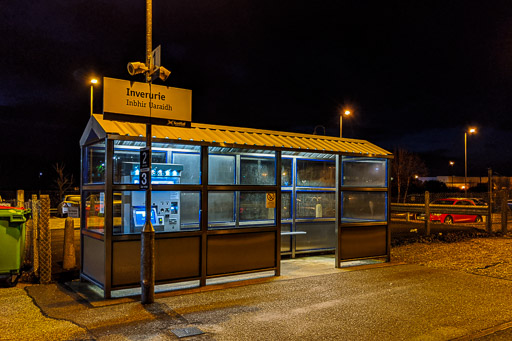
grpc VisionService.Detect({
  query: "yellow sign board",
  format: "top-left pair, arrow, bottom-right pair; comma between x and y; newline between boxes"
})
266,192 -> 276,209
103,77 -> 192,126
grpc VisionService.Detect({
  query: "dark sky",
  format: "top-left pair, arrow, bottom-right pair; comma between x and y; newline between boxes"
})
2,1 -> 512,191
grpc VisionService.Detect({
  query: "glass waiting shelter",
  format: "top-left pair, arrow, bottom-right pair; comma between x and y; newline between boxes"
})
80,114 -> 392,298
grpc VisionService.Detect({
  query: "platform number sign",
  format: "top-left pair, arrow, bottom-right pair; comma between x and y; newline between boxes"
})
140,148 -> 150,171
140,147 -> 150,189
139,170 -> 150,189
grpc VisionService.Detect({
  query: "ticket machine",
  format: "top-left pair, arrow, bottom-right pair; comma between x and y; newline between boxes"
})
130,191 -> 181,232
121,163 -> 183,233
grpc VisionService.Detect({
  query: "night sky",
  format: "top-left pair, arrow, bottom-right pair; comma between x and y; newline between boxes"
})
2,1 -> 512,192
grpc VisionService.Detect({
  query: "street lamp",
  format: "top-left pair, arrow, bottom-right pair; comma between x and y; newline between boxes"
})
464,128 -> 477,197
90,78 -> 98,116
340,110 -> 351,138
449,161 -> 455,190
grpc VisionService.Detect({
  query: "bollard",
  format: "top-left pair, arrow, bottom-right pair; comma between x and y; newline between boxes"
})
63,217 -> 76,270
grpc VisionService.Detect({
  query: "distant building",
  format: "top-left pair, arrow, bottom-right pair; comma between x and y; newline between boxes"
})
417,176 -> 512,191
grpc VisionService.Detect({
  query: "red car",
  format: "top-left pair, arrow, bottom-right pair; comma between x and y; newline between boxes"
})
429,198 -> 484,224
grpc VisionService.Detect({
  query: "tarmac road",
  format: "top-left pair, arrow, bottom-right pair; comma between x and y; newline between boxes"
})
11,261 -> 512,340
4,218 -> 512,340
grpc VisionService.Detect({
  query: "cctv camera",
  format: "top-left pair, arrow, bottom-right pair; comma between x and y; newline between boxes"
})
127,62 -> 148,76
158,67 -> 171,81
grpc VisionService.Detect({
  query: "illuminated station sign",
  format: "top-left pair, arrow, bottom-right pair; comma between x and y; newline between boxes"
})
103,77 -> 192,127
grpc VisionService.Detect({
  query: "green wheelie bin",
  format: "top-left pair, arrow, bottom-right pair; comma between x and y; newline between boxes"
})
0,206 -> 31,287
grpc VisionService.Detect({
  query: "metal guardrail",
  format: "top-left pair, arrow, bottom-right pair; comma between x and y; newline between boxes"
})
391,203 -> 489,216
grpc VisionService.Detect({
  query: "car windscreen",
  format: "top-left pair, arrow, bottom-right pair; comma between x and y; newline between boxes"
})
66,196 -> 81,202
431,200 -> 455,205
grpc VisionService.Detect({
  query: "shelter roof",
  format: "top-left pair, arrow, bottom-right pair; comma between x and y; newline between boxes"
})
81,114 -> 392,158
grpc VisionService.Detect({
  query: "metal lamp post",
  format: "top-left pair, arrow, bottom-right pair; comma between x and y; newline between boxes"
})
340,110 -> 350,138
90,78 -> 98,116
464,128 -> 476,197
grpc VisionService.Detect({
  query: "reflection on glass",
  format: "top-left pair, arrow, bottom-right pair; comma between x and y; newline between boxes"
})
240,192 -> 275,221
173,153 -> 201,184
296,159 -> 335,187
240,157 -> 275,185
112,143 -> 200,185
342,157 -> 387,187
208,155 -> 235,184
280,223 -> 292,253
296,192 -> 335,218
85,142 -> 106,184
84,192 -> 104,234
295,221 -> 336,251
281,192 -> 292,219
208,192 -> 235,223
113,191 -> 200,235
342,191 -> 387,222
208,191 -> 276,229
281,158 -> 292,187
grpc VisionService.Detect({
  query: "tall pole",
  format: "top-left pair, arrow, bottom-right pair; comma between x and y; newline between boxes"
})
464,132 -> 468,197
340,110 -> 350,138
339,114 -> 343,138
141,0 -> 155,305
90,84 -> 94,116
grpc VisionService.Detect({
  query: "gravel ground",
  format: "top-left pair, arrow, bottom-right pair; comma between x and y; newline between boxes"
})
391,234 -> 512,280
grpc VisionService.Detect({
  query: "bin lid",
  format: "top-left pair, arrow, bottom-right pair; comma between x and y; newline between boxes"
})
0,207 -> 30,222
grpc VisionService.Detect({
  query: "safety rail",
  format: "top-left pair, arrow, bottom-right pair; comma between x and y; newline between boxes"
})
391,203 -> 489,216
390,191 -> 493,234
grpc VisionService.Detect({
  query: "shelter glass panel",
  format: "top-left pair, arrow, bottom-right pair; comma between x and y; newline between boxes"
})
208,147 -> 276,185
281,191 -> 292,220
240,156 -> 275,185
281,158 -> 293,187
84,141 -> 106,184
296,191 -> 336,218
208,155 -> 235,185
112,190 -> 200,235
296,159 -> 336,188
342,157 -> 387,187
208,191 -> 276,229
83,191 -> 105,234
280,223 -> 292,253
113,142 -> 201,185
341,191 -> 387,222
295,221 -> 336,251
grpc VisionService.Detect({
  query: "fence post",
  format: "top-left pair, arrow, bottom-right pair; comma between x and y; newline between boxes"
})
39,195 -> 51,284
16,190 -> 24,208
501,190 -> 508,234
31,195 -> 39,277
487,168 -> 493,233
424,191 -> 430,235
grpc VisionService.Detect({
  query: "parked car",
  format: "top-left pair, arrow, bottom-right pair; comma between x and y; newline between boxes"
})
57,195 -> 81,217
85,193 -> 122,216
429,198 -> 484,224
